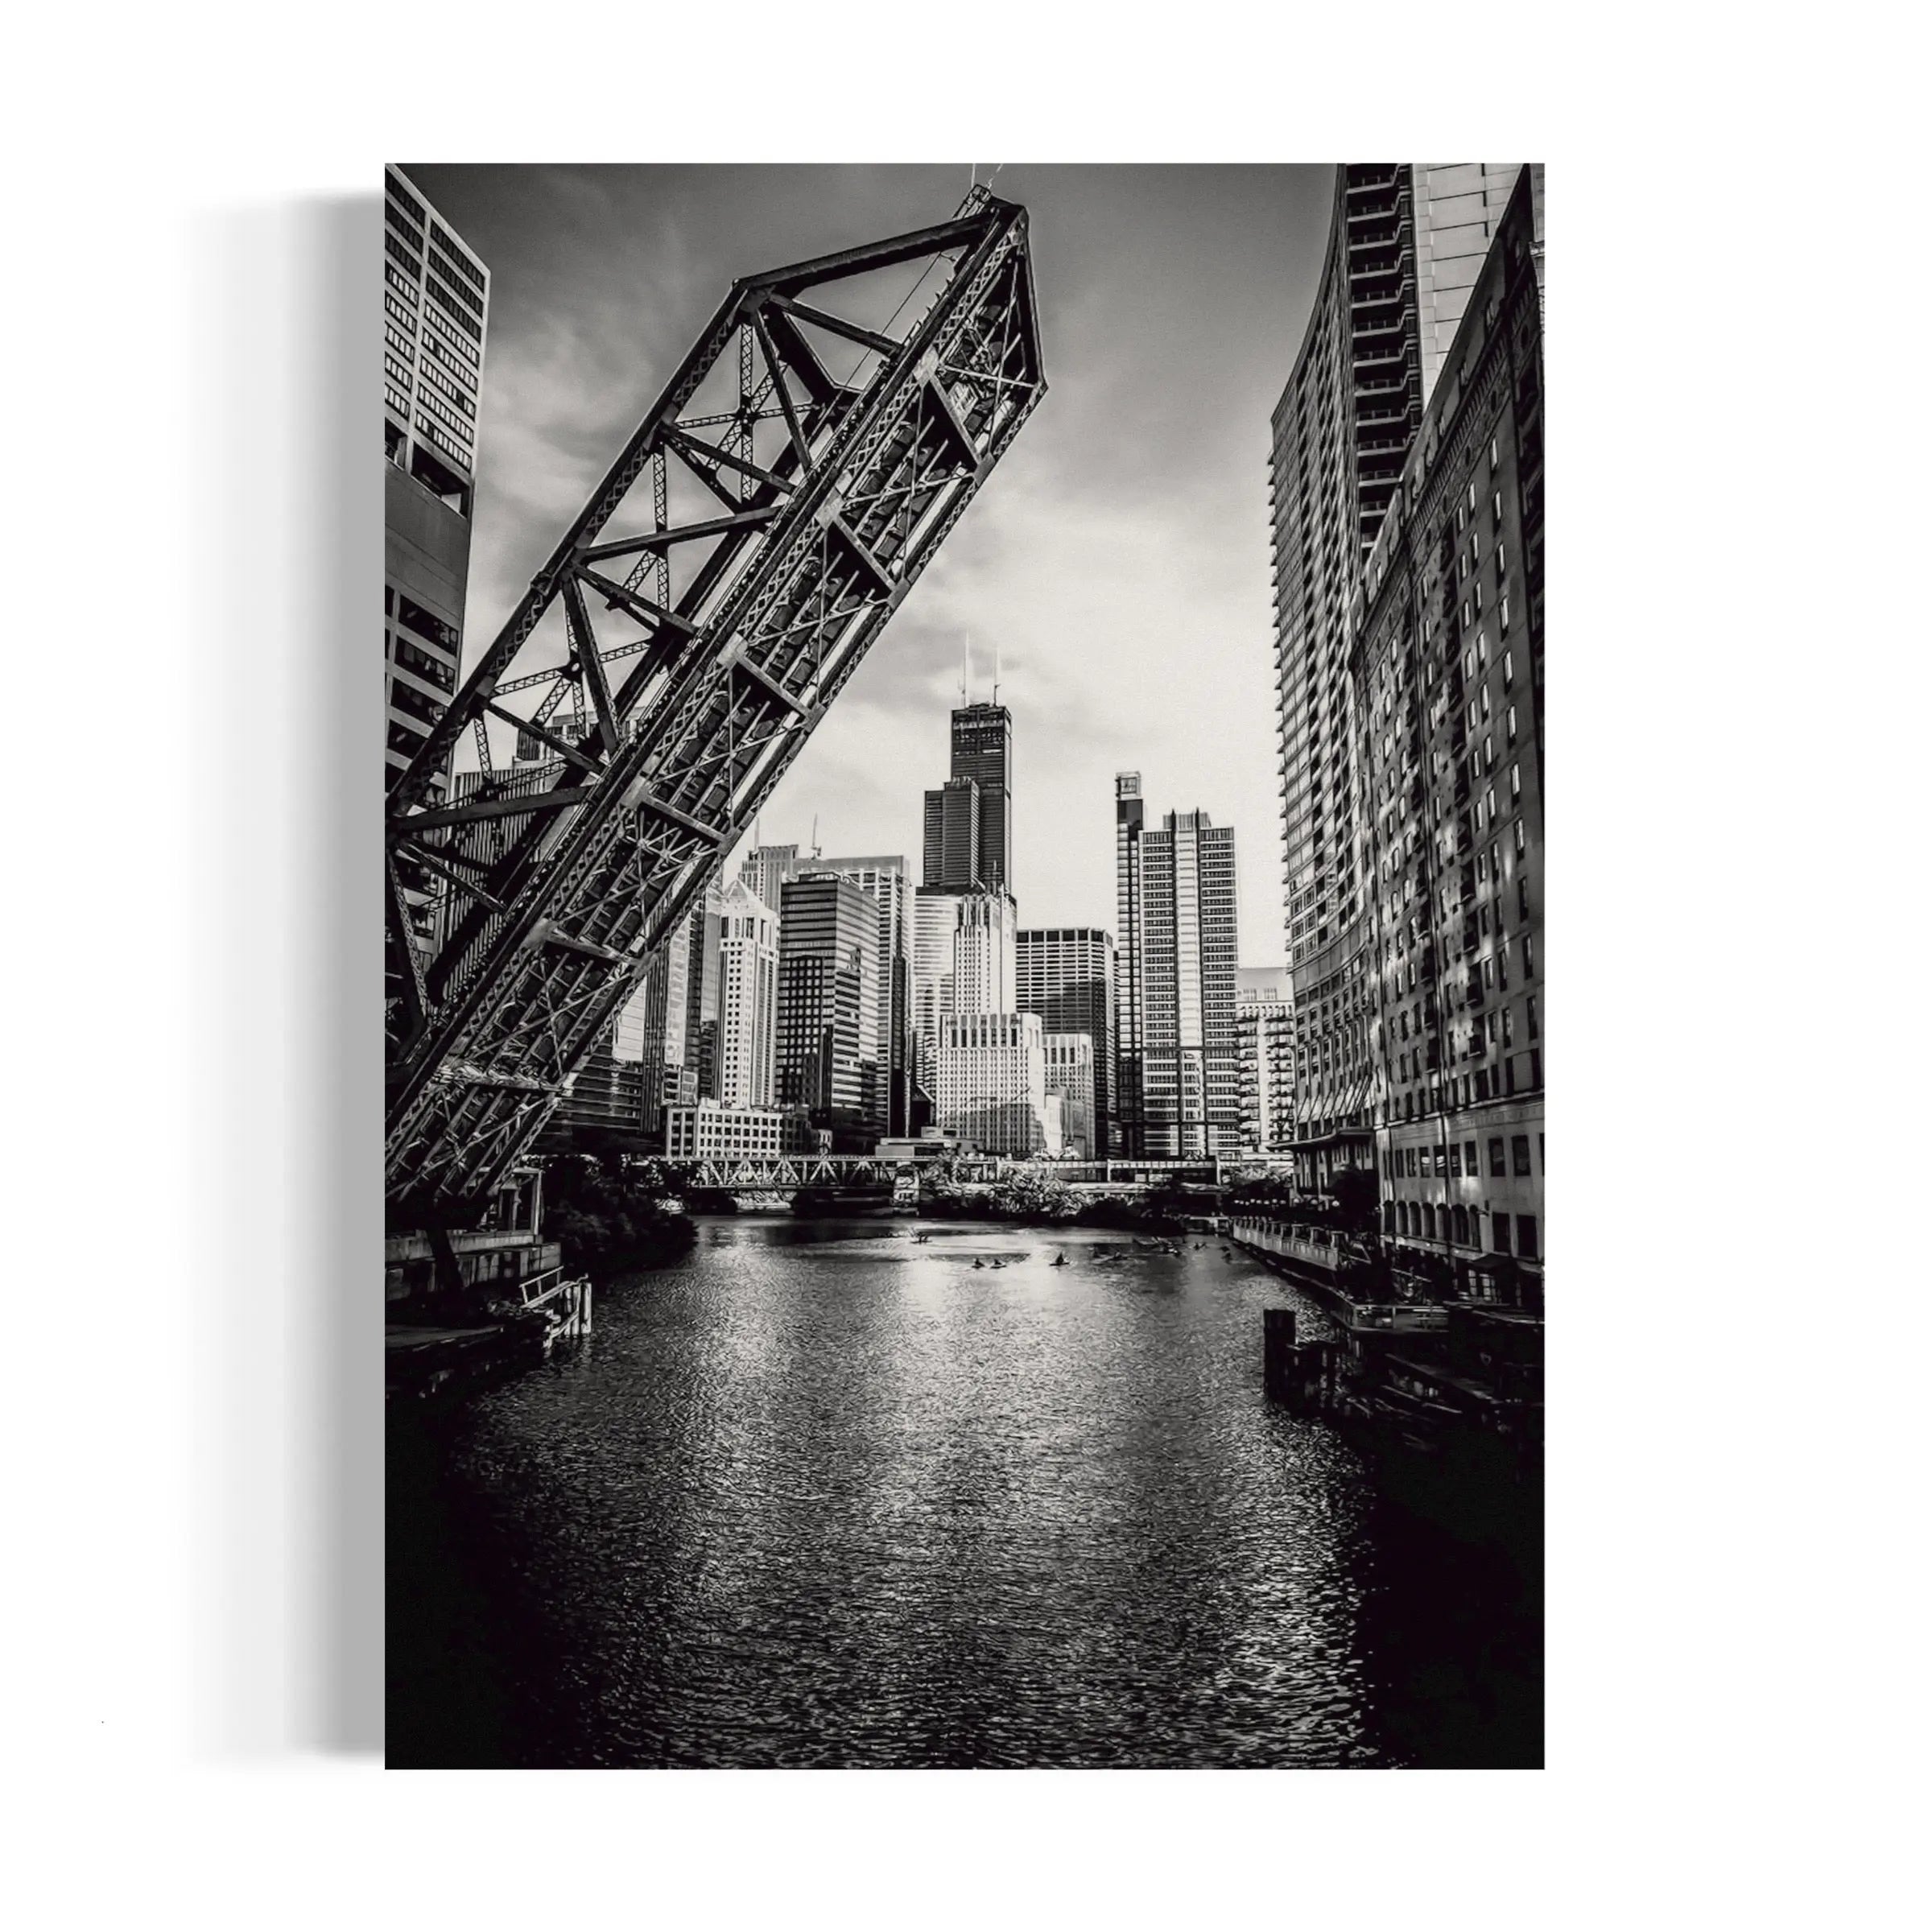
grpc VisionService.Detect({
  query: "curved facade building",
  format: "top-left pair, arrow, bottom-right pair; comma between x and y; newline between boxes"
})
1269,162 -> 1538,1190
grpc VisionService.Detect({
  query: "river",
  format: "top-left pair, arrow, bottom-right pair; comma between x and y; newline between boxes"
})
388,1217 -> 1541,1767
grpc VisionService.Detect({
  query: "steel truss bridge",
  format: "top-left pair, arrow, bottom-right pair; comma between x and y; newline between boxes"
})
652,1154 -> 1287,1193
385,192 -> 1045,1226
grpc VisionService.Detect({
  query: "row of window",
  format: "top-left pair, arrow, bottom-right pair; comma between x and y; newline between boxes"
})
389,630 -> 456,696
421,295 -> 481,369
424,272 -> 481,343
385,175 -> 425,227
1391,1130 -> 1539,1180
427,255 -> 484,323
1389,1197 -> 1540,1261
390,590 -> 458,653
383,231 -> 422,283
415,409 -> 472,469
430,229 -> 485,293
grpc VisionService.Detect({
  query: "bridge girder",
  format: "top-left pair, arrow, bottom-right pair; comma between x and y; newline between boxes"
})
385,191 -> 1045,1223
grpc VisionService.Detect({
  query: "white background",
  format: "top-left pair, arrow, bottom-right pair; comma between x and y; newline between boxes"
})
1,3 -> 1922,1926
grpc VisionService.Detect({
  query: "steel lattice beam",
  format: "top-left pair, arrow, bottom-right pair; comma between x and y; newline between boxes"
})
385,189 -> 1046,1223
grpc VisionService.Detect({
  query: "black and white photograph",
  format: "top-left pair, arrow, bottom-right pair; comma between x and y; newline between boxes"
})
382,162 -> 1546,1769
16,16 -> 1922,1917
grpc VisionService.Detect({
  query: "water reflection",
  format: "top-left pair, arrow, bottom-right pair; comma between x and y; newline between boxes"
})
389,1217 -> 1539,1767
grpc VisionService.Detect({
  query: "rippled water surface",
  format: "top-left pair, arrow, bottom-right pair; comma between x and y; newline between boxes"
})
390,1218 -> 1539,1767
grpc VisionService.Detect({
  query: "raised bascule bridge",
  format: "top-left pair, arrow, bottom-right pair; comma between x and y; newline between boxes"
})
385,190 -> 1046,1302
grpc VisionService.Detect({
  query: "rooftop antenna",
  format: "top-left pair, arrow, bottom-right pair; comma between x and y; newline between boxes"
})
809,811 -> 821,860
960,631 -> 971,705
993,640 -> 1001,706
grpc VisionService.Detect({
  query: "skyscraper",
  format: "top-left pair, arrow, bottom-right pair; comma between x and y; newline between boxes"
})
1043,1033 -> 1096,1161
911,888 -> 963,1104
1236,967 -> 1296,1156
1017,928 -> 1116,1156
1353,169 -> 1545,1289
819,855 -> 915,1137
921,777 -> 981,892
949,701 -> 1014,892
1269,161 -> 1541,1186
936,1013 -> 1056,1158
716,878 -> 779,1108
776,872 -> 881,1144
1114,786 -> 1240,1158
1113,773 -> 1146,1156
739,841 -> 801,917
383,165 -> 489,806
384,166 -> 489,980
952,890 -> 1018,1017
560,881 -> 721,1146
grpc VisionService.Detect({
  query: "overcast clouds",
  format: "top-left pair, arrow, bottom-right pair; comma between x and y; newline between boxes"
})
406,163 -> 1333,965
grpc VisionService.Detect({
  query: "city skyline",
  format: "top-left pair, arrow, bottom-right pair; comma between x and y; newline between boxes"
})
402,163 -> 1335,965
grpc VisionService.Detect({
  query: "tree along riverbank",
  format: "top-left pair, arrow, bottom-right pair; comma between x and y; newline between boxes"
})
919,1168 -> 1192,1232
541,1153 -> 697,1279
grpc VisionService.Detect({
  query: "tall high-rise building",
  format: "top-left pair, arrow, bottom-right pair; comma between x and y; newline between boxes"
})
1269,161 -> 1542,1187
383,165 -> 489,806
1113,773 -> 1147,1155
952,890 -> 1018,1017
384,166 -> 489,976
921,777 -> 981,892
936,1013 -> 1056,1158
559,881 -> 722,1145
776,872 -> 881,1143
1043,1033 -> 1096,1161
1236,967 -> 1296,1157
716,878 -> 780,1108
820,856 -> 915,1137
911,888 -> 963,1102
1114,787 -> 1240,1158
1017,928 -> 1116,1156
739,841 -> 801,916
1354,168 -> 1545,1290
949,701 -> 1014,892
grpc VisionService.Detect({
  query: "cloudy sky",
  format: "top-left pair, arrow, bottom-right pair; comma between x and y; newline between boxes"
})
407,163 -> 1334,966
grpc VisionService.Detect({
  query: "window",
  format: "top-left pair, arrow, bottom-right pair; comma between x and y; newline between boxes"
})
1512,1133 -> 1532,1176
1488,1137 -> 1506,1178
1492,1212 -> 1513,1254
1489,436 -> 1499,468
1509,761 -> 1521,802
1526,995 -> 1539,1040
1514,819 -> 1527,857
1516,1214 -> 1539,1261
1450,1145 -> 1462,1178
1503,649 -> 1514,687
1466,1141 -> 1477,1173
1518,875 -> 1531,919
1507,704 -> 1517,743
1491,490 -> 1503,526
